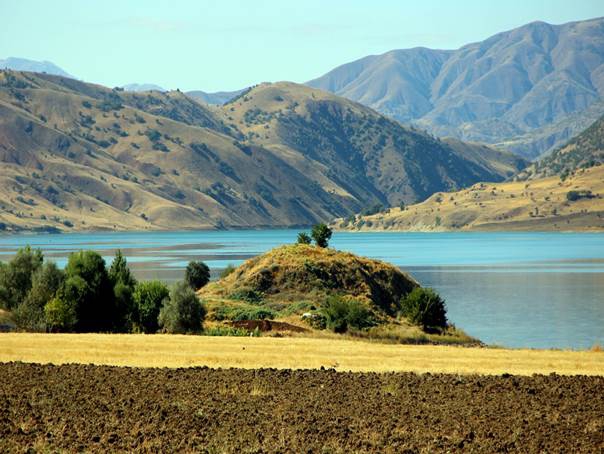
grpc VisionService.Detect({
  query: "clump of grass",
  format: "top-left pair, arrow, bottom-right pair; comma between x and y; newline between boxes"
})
220,264 -> 237,279
591,343 -> 603,352
203,326 -> 260,337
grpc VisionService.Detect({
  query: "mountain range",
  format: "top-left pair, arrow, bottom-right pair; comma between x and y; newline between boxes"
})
308,17 -> 604,160
0,70 -> 523,232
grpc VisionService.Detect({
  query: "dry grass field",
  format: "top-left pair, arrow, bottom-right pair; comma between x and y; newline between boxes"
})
1,333 -> 602,376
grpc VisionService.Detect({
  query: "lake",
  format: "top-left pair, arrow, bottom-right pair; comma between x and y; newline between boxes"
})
1,230 -> 603,349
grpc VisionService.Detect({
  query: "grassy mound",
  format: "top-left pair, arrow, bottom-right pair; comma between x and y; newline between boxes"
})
201,244 -> 419,316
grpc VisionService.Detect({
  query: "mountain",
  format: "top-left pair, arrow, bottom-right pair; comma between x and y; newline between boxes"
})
517,114 -> 604,180
308,17 -> 604,160
122,83 -> 166,92
0,57 -> 73,78
186,89 -> 246,105
0,70 -> 524,233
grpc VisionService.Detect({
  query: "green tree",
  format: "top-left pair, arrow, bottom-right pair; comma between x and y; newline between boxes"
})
132,280 -> 169,333
158,282 -> 206,334
311,223 -> 332,248
44,296 -> 77,332
296,232 -> 312,245
0,246 -> 44,309
108,250 -> 137,331
185,261 -> 210,290
63,251 -> 114,332
13,262 -> 64,331
400,288 -> 447,330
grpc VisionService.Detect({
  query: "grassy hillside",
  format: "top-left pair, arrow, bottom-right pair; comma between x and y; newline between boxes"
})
0,70 -> 525,232
333,165 -> 604,231
518,114 -> 604,180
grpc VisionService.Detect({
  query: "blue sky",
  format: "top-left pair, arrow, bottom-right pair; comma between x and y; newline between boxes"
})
1,0 -> 602,91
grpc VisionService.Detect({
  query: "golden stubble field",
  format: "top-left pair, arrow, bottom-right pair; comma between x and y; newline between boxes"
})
0,333 -> 602,376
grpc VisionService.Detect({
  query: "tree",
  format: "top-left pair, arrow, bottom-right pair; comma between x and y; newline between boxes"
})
158,282 -> 206,334
311,223 -> 332,248
400,288 -> 447,330
296,232 -> 312,245
13,262 -> 64,331
63,251 -> 114,332
185,261 -> 210,290
132,280 -> 169,333
44,296 -> 77,332
0,246 -> 44,310
108,250 -> 137,331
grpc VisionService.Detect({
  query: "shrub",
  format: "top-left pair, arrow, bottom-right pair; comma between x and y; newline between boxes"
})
311,223 -> 332,248
321,296 -> 375,333
132,280 -> 169,333
296,232 -> 312,245
0,246 -> 44,310
229,288 -> 264,304
44,296 -> 77,332
212,305 -> 276,321
400,288 -> 447,330
220,264 -> 237,279
566,190 -> 594,201
203,326 -> 260,337
158,282 -> 206,334
185,261 -> 210,290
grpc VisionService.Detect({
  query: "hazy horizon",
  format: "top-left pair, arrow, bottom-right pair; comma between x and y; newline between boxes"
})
1,0 -> 603,92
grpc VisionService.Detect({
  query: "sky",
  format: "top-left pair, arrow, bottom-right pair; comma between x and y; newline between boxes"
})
1,0 -> 603,92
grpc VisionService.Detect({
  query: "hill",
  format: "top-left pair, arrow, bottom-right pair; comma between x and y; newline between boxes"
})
215,82 -> 525,208
308,17 -> 604,159
0,57 -> 73,78
333,165 -> 604,232
0,71 -> 524,233
187,89 -> 245,105
518,114 -> 604,180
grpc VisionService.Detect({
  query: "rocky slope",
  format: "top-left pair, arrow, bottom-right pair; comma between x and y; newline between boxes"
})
309,17 -> 604,159
0,70 -> 525,232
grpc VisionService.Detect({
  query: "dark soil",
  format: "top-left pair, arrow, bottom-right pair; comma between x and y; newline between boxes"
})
0,363 -> 602,452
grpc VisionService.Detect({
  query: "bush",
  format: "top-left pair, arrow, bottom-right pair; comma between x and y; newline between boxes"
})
212,305 -> 276,321
220,264 -> 237,279
185,261 -> 210,290
296,232 -> 312,245
132,280 -> 169,333
229,288 -> 264,304
44,296 -> 77,332
566,190 -> 594,201
158,282 -> 206,334
321,296 -> 375,333
0,246 -> 44,310
203,326 -> 260,337
311,223 -> 332,248
400,288 -> 447,330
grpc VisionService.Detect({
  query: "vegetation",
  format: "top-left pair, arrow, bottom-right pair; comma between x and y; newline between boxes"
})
185,261 -> 210,290
132,280 -> 169,333
158,282 -> 206,334
296,232 -> 312,245
310,223 -> 332,248
321,296 -> 376,333
220,264 -> 237,279
400,288 -> 448,330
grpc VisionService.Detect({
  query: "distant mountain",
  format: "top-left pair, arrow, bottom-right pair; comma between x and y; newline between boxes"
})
0,57 -> 73,78
122,83 -> 166,92
517,114 -> 604,180
308,17 -> 604,160
0,70 -> 524,232
187,89 -> 245,105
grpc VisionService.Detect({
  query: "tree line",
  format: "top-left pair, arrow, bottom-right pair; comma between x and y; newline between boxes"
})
0,247 -> 211,334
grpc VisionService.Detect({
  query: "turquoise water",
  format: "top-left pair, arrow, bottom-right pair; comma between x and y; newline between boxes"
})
1,230 -> 603,349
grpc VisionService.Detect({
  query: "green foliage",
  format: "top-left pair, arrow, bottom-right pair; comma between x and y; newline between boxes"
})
63,250 -> 115,332
44,296 -> 77,332
109,250 -> 137,331
220,264 -> 237,279
132,280 -> 169,333
203,326 -> 260,337
185,261 -> 210,290
321,296 -> 375,333
212,305 -> 276,322
566,190 -> 594,201
158,282 -> 206,334
14,262 -> 64,331
311,223 -> 332,248
229,288 -> 264,304
0,246 -> 44,309
400,288 -> 447,330
296,232 -> 312,245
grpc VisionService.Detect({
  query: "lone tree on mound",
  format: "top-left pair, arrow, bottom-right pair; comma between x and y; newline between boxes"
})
185,261 -> 210,290
311,223 -> 332,248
